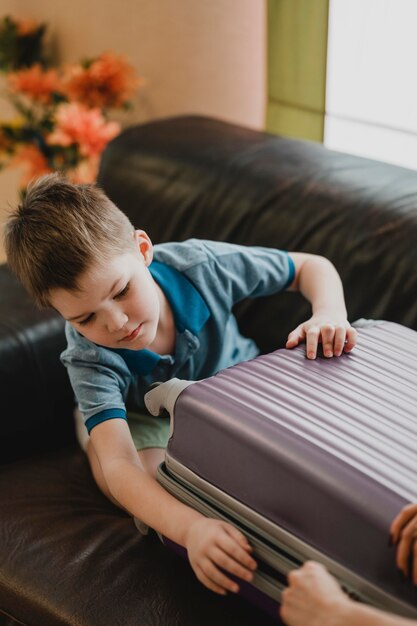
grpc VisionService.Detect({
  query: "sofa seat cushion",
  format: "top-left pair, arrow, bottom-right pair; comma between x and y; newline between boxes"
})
0,446 -> 277,625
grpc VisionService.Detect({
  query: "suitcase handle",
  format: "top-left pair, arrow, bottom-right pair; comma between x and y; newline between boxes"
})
144,378 -> 196,423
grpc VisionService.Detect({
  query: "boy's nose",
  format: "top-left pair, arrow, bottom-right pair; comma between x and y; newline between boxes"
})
106,310 -> 128,333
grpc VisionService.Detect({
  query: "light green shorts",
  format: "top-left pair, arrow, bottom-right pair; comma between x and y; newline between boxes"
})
127,411 -> 171,451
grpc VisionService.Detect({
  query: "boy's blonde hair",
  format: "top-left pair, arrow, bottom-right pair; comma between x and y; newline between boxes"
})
4,173 -> 136,308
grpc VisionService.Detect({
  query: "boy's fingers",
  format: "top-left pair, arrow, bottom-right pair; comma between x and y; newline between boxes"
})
343,327 -> 358,352
286,326 -> 305,348
222,523 -> 247,541
211,547 -> 254,582
333,326 -> 347,356
219,530 -> 257,570
201,559 -> 239,593
222,524 -> 253,552
306,326 -> 320,359
225,543 -> 257,571
320,324 -> 335,357
194,564 -> 228,595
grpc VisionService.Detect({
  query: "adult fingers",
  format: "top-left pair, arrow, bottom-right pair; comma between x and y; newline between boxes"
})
396,517 -> 417,576
303,560 -> 327,574
390,504 -> 417,544
279,588 -> 295,621
413,541 -> 417,585
287,568 -> 302,586
287,561 -> 321,587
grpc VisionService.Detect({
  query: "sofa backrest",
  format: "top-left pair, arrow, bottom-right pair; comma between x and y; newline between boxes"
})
98,115 -> 417,352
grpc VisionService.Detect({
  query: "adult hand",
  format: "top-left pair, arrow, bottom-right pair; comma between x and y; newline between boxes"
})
391,503 -> 417,583
280,561 -> 351,626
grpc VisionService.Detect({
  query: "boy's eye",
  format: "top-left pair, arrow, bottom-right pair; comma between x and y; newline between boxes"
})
78,313 -> 94,326
115,282 -> 130,299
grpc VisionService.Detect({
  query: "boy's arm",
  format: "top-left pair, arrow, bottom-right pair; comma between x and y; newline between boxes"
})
285,252 -> 357,359
90,418 -> 257,594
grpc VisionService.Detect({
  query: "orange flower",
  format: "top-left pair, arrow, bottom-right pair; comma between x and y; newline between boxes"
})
8,64 -> 63,104
0,129 -> 12,169
47,102 -> 120,158
0,128 -> 12,153
12,144 -> 52,186
16,19 -> 39,36
63,52 -> 141,109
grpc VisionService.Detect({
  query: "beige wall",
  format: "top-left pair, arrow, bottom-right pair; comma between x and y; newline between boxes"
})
0,0 -> 266,262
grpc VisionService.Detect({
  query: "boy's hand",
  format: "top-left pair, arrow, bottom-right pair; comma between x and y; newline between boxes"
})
286,311 -> 357,360
185,518 -> 257,595
390,503 -> 417,583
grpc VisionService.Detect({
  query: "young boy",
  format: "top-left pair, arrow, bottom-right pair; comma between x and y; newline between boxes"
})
4,173 -> 357,597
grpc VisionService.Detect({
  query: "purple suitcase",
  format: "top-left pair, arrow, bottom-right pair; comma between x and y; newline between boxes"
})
145,321 -> 417,620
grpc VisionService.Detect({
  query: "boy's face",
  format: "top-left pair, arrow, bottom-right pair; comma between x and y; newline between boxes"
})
49,230 -> 162,351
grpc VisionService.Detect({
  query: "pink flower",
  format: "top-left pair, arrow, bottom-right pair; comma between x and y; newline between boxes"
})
47,102 -> 120,158
8,64 -> 63,104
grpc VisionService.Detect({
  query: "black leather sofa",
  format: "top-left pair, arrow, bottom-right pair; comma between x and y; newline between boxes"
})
1,116 -> 417,626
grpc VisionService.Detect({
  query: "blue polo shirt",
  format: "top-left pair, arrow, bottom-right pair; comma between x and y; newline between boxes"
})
61,239 -> 295,434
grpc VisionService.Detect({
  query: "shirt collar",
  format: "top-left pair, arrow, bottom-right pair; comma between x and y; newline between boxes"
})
149,260 -> 210,335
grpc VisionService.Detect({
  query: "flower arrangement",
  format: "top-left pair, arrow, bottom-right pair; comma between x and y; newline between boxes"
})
0,15 -> 142,188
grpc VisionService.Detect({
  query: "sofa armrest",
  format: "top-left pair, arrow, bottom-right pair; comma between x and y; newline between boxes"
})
98,115 -> 417,351
0,265 -> 75,462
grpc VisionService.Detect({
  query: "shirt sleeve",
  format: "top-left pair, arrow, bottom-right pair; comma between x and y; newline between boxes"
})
60,323 -> 132,434
193,240 -> 295,308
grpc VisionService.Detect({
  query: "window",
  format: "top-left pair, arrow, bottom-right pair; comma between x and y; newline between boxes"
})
324,0 -> 417,170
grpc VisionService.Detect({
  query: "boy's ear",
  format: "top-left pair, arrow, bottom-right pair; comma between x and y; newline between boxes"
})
134,229 -> 153,266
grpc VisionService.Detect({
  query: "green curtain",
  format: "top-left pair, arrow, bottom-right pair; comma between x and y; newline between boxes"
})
266,0 -> 330,142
